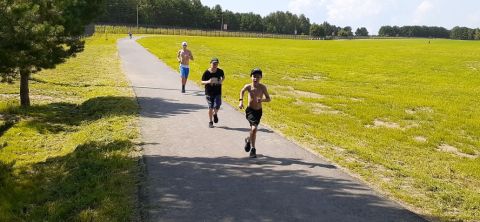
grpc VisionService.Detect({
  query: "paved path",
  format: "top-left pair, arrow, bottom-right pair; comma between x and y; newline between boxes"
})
118,37 -> 426,222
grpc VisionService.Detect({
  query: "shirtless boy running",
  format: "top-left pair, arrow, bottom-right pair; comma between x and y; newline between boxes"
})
177,41 -> 194,93
238,68 -> 271,158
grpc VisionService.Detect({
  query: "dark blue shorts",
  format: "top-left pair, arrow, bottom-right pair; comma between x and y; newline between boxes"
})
206,95 -> 222,109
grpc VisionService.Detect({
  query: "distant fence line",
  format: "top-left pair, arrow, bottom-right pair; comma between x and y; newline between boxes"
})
94,24 -> 436,40
95,24 -> 313,40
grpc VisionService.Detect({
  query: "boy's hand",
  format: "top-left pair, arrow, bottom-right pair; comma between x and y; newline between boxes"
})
238,103 -> 243,109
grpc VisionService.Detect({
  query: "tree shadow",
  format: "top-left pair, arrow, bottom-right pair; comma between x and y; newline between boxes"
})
133,86 -> 205,97
143,155 -> 426,222
0,140 -> 139,221
15,96 -> 138,134
30,77 -> 109,87
137,97 -> 205,119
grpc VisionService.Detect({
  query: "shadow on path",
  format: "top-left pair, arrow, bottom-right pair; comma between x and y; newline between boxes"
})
145,155 -> 425,222
215,125 -> 274,133
137,97 -> 205,119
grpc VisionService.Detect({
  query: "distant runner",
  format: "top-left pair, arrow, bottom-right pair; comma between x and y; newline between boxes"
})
201,58 -> 225,128
238,68 -> 271,158
177,41 -> 194,93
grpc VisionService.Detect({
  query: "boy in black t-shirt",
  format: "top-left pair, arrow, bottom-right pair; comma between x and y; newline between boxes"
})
201,58 -> 225,128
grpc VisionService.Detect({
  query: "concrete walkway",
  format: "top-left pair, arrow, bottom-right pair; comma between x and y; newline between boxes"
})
118,37 -> 426,222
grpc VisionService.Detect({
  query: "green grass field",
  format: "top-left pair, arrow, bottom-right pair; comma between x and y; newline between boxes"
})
0,35 -> 140,221
138,36 -> 480,221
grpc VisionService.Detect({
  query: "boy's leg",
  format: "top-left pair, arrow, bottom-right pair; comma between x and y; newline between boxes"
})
249,124 -> 258,157
213,95 -> 221,123
208,108 -> 214,122
250,124 -> 258,148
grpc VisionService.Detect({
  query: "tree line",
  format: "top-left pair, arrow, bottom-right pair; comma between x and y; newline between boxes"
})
97,0 -> 369,37
378,25 -> 480,40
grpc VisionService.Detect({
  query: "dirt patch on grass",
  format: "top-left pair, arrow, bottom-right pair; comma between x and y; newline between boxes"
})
365,119 -> 400,129
312,103 -> 343,114
271,85 -> 325,99
414,136 -> 427,143
350,97 -> 364,102
466,61 -> 479,71
294,99 -> 343,115
365,119 -> 420,130
437,144 -> 477,159
0,94 -> 17,99
281,75 -> 328,81
405,107 -> 434,115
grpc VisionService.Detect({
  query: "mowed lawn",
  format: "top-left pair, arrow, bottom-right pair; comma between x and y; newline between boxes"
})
139,36 -> 480,221
0,35 -> 140,221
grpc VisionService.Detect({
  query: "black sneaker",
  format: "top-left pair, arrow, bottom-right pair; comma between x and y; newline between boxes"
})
213,114 -> 218,123
209,121 -> 214,128
244,137 -> 251,152
181,89 -> 186,93
249,148 -> 257,158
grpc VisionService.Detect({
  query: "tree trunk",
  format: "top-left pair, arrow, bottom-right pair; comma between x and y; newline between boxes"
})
20,70 -> 30,107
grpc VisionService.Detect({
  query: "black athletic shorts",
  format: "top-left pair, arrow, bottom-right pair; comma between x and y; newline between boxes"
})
245,107 -> 262,126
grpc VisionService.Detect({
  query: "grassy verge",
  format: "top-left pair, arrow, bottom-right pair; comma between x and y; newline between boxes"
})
0,35 -> 140,221
138,36 -> 480,221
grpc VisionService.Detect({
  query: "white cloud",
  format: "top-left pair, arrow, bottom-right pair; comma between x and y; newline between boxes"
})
324,0 -> 385,21
288,0 -> 325,15
288,0 -> 389,22
413,0 -> 434,24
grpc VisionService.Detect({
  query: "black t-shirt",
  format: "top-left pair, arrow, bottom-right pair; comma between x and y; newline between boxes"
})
202,68 -> 225,96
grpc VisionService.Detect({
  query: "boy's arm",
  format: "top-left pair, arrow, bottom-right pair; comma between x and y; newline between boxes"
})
219,71 -> 225,84
238,85 -> 248,109
190,50 -> 194,61
177,50 -> 181,63
201,72 -> 211,85
262,85 -> 271,103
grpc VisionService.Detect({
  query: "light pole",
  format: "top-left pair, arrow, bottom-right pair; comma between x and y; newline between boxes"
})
136,2 -> 139,28
221,13 -> 223,31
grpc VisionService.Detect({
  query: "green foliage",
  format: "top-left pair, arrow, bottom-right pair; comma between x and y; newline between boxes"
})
0,35 -> 140,221
0,0 -> 104,106
450,26 -> 480,40
355,27 -> 369,36
264,11 -> 310,35
139,36 -> 480,221
378,25 -> 450,38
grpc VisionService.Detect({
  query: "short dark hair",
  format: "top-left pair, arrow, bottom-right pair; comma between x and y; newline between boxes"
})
250,68 -> 262,76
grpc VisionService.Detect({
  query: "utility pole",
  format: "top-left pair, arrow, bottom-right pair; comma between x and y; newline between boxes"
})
221,14 -> 224,31
136,2 -> 139,28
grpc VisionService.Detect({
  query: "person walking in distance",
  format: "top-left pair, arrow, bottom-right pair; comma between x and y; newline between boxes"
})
177,41 -> 194,93
201,58 -> 225,128
238,68 -> 271,158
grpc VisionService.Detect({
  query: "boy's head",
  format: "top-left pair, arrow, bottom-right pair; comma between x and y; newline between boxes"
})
250,68 -> 262,77
250,68 -> 262,84
210,58 -> 219,68
182,42 -> 187,48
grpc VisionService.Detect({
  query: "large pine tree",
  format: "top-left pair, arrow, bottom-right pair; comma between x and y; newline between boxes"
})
0,0 -> 104,106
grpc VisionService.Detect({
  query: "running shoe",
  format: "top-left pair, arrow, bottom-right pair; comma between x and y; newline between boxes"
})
213,114 -> 218,123
244,137 -> 251,152
249,148 -> 257,158
209,121 -> 214,128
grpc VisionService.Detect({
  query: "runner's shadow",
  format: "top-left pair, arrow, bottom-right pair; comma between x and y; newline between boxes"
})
256,155 -> 337,169
215,126 -> 274,133
137,97 -> 205,119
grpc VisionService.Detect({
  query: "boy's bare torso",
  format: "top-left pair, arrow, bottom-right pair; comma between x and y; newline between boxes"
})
178,49 -> 192,65
246,84 -> 267,110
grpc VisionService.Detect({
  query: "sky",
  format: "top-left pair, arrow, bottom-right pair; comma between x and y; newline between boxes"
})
200,0 -> 480,34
